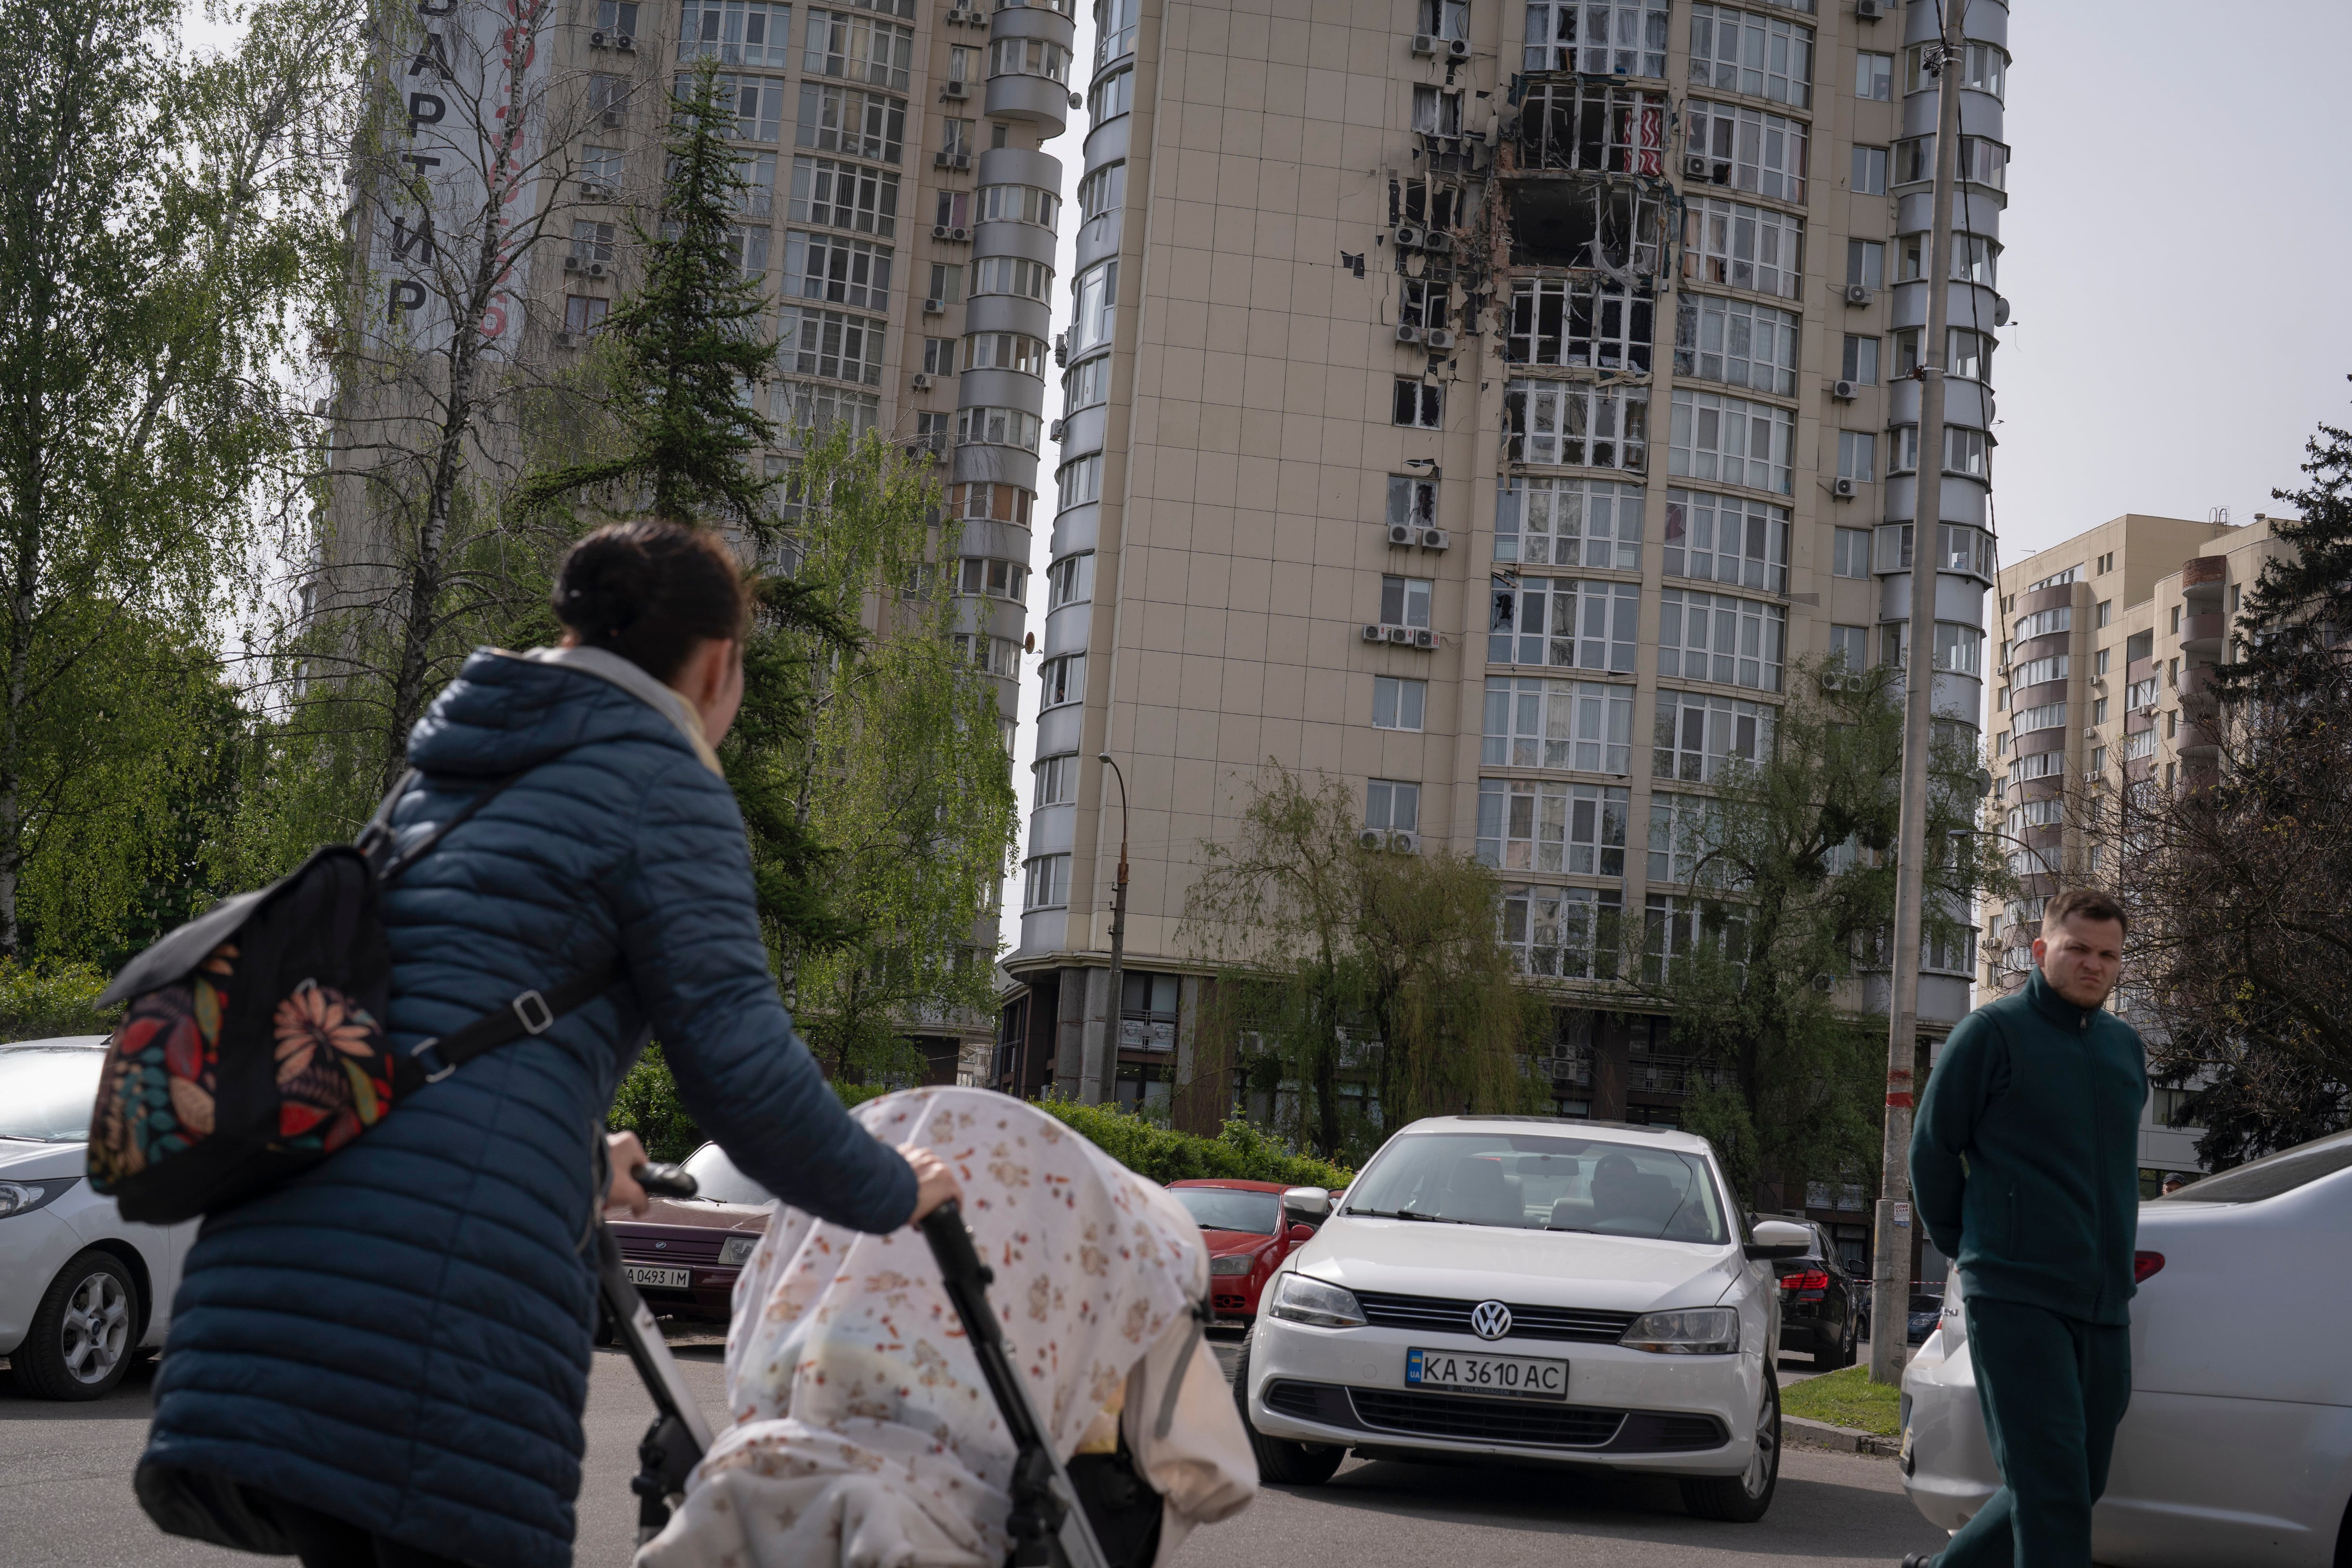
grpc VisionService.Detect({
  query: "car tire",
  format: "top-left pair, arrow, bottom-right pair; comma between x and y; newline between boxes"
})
1231,1331 -> 1345,1487
15,1248 -> 140,1401
1837,1315 -> 1860,1369
1680,1375 -> 1780,1523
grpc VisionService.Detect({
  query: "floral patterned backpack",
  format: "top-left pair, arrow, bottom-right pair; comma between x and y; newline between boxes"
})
86,769 -> 621,1225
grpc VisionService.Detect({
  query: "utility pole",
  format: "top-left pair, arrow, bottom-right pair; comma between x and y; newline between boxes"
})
1871,0 -> 1969,1387
1087,752 -> 1131,1106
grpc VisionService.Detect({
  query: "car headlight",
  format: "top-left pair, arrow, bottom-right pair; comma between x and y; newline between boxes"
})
1265,1271 -> 1366,1328
1209,1253 -> 1256,1276
0,1178 -> 76,1220
1619,1307 -> 1740,1355
718,1234 -> 759,1268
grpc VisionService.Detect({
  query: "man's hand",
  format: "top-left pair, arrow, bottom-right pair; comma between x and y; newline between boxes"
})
899,1141 -> 963,1225
607,1131 -> 651,1217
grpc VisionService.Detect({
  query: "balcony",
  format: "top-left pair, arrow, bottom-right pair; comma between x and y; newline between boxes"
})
2179,661 -> 2221,712
2180,553 -> 2226,604
2182,612 -> 2226,653
2179,714 -> 2223,756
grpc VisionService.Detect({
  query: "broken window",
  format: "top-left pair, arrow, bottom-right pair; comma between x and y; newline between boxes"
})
1489,577 -> 1640,672
1524,0 -> 1667,78
1401,277 -> 1449,331
1412,85 -> 1464,137
1516,81 -> 1666,175
1908,40 -> 2006,100
1507,182 -> 1666,275
1504,379 -> 1648,472
1672,294 -> 1798,396
1663,488 -> 1788,593
1680,197 -> 1802,299
1390,177 -> 1460,229
1394,378 -> 1444,428
1688,4 -> 1813,109
1388,476 -> 1439,529
1899,231 -> 1999,286
1506,278 -> 1654,373
1667,389 -> 1792,495
1684,100 -> 1808,204
1494,476 -> 1645,570
1418,0 -> 1468,41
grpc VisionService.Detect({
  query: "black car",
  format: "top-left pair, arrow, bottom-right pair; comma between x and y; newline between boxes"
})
1772,1218 -> 1860,1366
1907,1290 -> 1945,1345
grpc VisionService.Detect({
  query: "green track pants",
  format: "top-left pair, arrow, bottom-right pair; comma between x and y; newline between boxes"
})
1934,1296 -> 2132,1568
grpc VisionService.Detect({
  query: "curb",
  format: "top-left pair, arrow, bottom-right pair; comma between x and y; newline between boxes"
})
1784,1414 -> 1901,1458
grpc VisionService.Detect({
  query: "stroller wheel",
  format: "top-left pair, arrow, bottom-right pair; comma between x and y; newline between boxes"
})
594,1300 -> 617,1348
1231,1331 -> 1346,1486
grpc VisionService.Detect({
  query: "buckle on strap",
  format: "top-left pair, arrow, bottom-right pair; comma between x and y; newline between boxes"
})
410,1038 -> 455,1084
512,989 -> 556,1035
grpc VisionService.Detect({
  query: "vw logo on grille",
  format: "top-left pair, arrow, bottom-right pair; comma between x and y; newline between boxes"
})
1469,1300 -> 1513,1340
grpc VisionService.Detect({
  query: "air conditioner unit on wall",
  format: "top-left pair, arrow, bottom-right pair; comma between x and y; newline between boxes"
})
912,373 -> 933,390
924,297 -> 946,314
950,226 -> 968,242
1362,623 -> 1386,643
1410,34 -> 1438,56
601,109 -> 622,127
1394,225 -> 1424,249
1855,0 -> 1885,19
564,254 -> 582,271
585,261 -> 609,279
1683,154 -> 1709,179
1387,523 -> 1415,546
590,28 -> 607,46
1386,626 -> 1413,645
1360,828 -> 1386,848
1048,418 -> 1065,442
1446,38 -> 1470,60
1831,379 -> 1859,400
1421,231 -> 1454,256
1833,476 -> 1859,499
1845,283 -> 1874,305
1425,328 -> 1456,350
1411,628 -> 1436,649
942,80 -> 969,100
615,33 -> 635,51
1395,322 -> 1424,345
1420,527 -> 1450,551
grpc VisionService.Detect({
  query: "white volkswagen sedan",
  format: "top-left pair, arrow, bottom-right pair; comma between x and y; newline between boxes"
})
1236,1116 -> 1811,1522
1901,1130 -> 2352,1566
0,1036 -> 194,1400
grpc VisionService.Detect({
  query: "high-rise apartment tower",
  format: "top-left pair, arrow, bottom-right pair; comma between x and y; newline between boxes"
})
996,0 -> 2011,1136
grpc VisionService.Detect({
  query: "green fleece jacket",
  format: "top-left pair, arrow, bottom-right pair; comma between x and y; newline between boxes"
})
1910,967 -> 2149,1325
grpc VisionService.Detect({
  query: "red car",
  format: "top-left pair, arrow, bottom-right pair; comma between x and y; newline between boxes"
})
1167,1179 -> 1327,1324
602,1142 -> 774,1334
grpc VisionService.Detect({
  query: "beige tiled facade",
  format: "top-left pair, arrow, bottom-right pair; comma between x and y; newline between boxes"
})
999,0 -> 2012,1135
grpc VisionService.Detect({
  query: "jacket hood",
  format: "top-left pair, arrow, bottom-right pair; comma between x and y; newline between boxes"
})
406,647 -> 719,780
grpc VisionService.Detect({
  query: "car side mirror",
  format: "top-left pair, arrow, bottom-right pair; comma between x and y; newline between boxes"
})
1287,1223 -> 1315,1244
1281,1186 -> 1331,1219
1744,1218 -> 1813,1261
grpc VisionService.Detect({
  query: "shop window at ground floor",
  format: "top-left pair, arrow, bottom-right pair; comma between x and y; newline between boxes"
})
1116,1058 -> 1171,1114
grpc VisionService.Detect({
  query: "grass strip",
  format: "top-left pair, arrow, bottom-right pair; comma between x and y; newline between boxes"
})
1780,1364 -> 1903,1437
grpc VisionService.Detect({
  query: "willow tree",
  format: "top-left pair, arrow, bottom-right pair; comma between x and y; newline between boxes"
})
1184,764 -> 1544,1161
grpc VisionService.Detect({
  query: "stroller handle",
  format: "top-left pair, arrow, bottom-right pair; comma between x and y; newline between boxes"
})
634,1161 -> 699,1200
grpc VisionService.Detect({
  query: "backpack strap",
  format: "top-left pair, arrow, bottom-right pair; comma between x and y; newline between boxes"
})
396,956 -> 629,1095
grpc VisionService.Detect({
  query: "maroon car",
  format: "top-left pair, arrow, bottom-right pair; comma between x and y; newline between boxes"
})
602,1142 -> 774,1333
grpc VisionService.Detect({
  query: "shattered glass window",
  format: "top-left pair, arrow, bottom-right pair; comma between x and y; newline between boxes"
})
1516,81 -> 1667,174
1680,197 -> 1802,299
1506,183 -> 1666,275
1662,489 -> 1788,593
1672,294 -> 1798,396
1524,0 -> 1668,78
1507,278 -> 1654,372
1494,476 -> 1645,570
1684,100 -> 1808,203
1667,389 -> 1793,495
1688,3 -> 1813,109
1504,380 -> 1649,472
1488,578 -> 1641,673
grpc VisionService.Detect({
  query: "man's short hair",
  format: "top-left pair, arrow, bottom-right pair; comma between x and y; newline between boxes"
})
2044,887 -> 2127,941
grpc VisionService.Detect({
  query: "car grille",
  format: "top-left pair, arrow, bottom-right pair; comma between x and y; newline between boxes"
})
1348,1387 -> 1626,1448
1350,1289 -> 1637,1345
1260,1380 -> 1728,1453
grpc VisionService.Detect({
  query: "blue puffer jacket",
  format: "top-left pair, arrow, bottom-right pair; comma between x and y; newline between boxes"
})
136,648 -> 916,1568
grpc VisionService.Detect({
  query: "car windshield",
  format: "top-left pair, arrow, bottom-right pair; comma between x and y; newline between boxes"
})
681,1143 -> 776,1207
1171,1187 -> 1281,1235
2157,1130 -> 2352,1204
1909,1294 -> 1944,1313
1342,1131 -> 1729,1245
0,1044 -> 103,1142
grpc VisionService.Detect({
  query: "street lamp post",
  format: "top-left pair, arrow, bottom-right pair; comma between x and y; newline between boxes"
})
1089,752 -> 1130,1108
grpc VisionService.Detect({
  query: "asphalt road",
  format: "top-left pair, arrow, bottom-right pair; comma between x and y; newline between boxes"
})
2,1336 -> 1943,1568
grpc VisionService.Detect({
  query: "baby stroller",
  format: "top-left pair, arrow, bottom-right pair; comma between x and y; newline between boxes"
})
601,1166 -> 1158,1568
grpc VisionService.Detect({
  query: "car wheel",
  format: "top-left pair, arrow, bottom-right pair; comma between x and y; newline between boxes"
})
1837,1314 -> 1860,1369
1231,1330 -> 1345,1487
15,1249 -> 140,1401
1680,1375 -> 1779,1523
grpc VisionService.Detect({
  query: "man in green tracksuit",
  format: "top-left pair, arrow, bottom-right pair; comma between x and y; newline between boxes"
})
1903,887 -> 2146,1568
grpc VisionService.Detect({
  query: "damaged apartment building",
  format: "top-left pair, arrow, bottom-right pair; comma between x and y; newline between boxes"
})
997,0 -> 2005,1235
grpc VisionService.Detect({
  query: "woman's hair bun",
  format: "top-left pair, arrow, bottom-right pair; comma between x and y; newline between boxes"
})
552,519 -> 747,682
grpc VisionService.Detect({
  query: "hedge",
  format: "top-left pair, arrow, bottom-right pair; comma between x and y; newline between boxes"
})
1032,1097 -> 1355,1189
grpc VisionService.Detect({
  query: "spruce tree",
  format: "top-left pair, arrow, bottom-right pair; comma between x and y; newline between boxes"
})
2214,384 -> 2352,702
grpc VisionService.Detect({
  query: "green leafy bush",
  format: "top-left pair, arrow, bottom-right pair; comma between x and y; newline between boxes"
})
607,1050 -> 897,1162
0,960 -> 116,1041
1034,1097 -> 1355,1189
